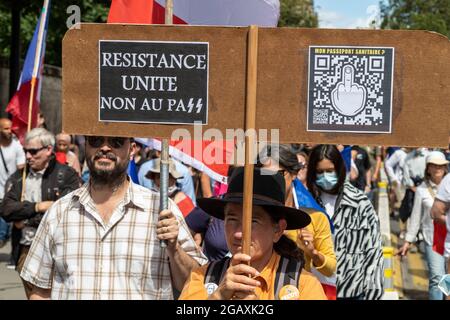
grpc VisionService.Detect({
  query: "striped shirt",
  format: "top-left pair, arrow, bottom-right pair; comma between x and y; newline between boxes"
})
20,180 -> 207,300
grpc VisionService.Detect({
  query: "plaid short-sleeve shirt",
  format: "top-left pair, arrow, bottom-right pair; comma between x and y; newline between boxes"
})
20,180 -> 207,300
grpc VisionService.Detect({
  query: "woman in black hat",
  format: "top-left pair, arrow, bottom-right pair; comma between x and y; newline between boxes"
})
179,167 -> 327,300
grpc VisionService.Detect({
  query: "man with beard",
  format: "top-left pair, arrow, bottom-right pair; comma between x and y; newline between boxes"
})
2,128 -> 80,298
0,119 -> 25,251
19,136 -> 207,300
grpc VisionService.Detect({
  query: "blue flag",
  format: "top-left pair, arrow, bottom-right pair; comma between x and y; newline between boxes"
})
293,179 -> 334,233
128,158 -> 139,184
340,146 -> 352,173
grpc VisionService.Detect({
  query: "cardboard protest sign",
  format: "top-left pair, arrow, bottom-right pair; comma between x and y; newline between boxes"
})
99,40 -> 209,125
63,24 -> 450,148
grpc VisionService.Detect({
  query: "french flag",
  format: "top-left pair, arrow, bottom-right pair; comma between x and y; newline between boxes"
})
107,0 -> 280,27
6,0 -> 50,144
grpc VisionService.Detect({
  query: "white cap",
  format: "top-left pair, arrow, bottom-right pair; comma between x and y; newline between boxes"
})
426,151 -> 449,166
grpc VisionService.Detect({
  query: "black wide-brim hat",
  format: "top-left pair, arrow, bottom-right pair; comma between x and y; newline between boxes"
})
197,167 -> 312,230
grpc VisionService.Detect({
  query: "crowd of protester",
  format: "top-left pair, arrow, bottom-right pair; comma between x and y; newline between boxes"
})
0,119 -> 449,300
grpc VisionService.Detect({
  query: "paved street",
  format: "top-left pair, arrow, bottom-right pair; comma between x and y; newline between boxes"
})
0,241 -> 26,300
390,216 -> 429,300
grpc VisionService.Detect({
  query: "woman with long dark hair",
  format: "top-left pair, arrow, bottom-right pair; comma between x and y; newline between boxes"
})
307,144 -> 384,300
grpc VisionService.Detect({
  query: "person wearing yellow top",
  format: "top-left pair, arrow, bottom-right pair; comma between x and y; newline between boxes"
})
179,167 -> 327,300
258,144 -> 336,277
285,212 -> 335,276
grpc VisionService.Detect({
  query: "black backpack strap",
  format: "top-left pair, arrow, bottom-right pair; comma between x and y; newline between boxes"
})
274,256 -> 303,300
203,257 -> 231,295
0,147 -> 9,174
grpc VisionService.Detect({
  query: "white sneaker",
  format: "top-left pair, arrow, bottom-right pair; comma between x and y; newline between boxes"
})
5,263 -> 16,270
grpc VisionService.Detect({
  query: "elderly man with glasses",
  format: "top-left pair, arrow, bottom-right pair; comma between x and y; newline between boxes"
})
2,128 -> 80,298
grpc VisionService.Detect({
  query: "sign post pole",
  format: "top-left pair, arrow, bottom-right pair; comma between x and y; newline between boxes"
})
242,25 -> 259,257
160,0 -> 174,248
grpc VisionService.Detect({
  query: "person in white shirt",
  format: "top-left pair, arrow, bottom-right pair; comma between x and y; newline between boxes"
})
431,169 -> 450,300
397,151 -> 448,300
0,118 -> 25,251
385,148 -> 407,216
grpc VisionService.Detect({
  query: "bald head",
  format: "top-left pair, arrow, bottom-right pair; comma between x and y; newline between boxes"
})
56,133 -> 71,153
0,118 -> 13,143
56,133 -> 71,143
0,118 -> 11,129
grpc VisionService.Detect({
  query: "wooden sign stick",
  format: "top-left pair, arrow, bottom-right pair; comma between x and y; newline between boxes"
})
165,0 -> 173,25
242,25 -> 259,257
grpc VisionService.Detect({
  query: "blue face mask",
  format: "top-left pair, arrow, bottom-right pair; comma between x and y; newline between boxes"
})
316,172 -> 338,191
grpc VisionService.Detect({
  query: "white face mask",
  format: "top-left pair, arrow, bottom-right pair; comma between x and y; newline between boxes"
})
316,172 -> 338,191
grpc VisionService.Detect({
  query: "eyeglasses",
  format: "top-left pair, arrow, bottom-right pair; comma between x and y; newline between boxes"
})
23,146 -> 47,156
86,136 -> 127,148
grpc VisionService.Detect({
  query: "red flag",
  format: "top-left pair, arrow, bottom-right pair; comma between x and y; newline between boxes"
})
108,0 -> 280,26
136,138 -> 234,184
6,81 -> 40,144
107,0 -> 154,24
432,221 -> 447,255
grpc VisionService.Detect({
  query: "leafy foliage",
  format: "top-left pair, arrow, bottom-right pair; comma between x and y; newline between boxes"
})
279,0 -> 318,28
380,0 -> 449,37
0,0 -> 110,66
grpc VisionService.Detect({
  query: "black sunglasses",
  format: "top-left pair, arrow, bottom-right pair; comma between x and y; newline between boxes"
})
23,146 -> 47,156
86,136 -> 127,148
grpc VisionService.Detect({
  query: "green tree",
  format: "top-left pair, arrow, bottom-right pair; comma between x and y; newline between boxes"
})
380,0 -> 449,37
279,0 -> 318,28
0,0 -> 109,67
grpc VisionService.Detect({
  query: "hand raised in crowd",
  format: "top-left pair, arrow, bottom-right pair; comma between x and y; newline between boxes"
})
297,228 -> 316,257
209,253 -> 261,300
156,209 -> 179,249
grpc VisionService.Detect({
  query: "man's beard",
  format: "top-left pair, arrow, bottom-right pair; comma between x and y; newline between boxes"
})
0,132 -> 12,142
87,151 -> 129,188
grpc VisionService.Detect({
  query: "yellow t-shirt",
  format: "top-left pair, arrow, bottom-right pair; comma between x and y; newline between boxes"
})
179,252 -> 327,300
285,211 -> 336,277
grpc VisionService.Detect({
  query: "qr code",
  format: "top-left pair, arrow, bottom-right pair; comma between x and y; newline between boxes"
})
313,109 -> 328,124
308,47 -> 393,133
